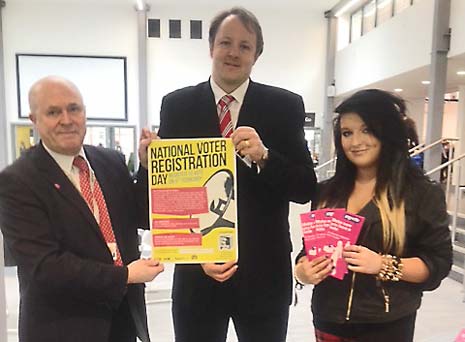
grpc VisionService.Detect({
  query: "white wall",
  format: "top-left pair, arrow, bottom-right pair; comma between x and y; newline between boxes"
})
2,0 -> 139,160
147,3 -> 329,126
449,0 -> 465,58
334,0 -> 434,96
444,101 -> 458,139
2,1 -> 331,155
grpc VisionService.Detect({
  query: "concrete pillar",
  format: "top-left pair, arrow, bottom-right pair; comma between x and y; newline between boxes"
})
456,85 -> 465,186
0,1 -> 10,341
0,1 -> 8,169
423,0 -> 451,180
319,12 -> 337,177
136,3 -> 149,152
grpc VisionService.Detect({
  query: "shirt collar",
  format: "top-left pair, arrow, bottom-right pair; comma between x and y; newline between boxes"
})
42,142 -> 87,174
210,77 -> 250,106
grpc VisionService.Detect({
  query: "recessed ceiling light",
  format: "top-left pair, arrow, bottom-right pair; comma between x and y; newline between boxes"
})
394,88 -> 403,92
421,80 -> 430,85
457,71 -> 465,76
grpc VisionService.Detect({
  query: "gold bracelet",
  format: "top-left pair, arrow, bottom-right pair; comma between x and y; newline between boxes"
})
376,254 -> 403,282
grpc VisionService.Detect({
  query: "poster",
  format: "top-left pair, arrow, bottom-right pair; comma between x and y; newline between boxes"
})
14,125 -> 34,159
148,138 -> 237,263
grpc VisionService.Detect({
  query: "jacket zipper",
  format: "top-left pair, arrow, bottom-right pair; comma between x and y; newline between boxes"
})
345,272 -> 356,321
380,284 -> 390,313
345,275 -> 390,322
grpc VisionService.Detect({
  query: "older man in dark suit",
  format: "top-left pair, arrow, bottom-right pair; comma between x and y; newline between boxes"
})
158,7 -> 317,342
0,76 -> 163,342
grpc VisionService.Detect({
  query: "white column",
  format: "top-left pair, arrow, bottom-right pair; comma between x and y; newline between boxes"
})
0,1 -> 10,340
319,13 -> 337,173
0,1 -> 8,168
136,3 -> 149,145
423,0 -> 451,180
456,86 -> 465,185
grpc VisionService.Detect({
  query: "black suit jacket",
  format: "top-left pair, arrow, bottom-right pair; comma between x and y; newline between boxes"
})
0,143 -> 150,342
159,80 -> 316,313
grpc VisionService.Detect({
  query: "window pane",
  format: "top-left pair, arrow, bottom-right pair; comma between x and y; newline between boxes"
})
350,9 -> 362,42
394,0 -> 411,15
190,20 -> 202,39
113,127 -> 136,172
362,0 -> 376,35
377,0 -> 393,26
148,19 -> 161,38
169,19 -> 181,39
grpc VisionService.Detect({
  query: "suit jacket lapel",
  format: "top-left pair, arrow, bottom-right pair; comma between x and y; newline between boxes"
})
198,81 -> 222,137
199,79 -> 261,134
237,80 -> 261,128
32,143 -> 103,238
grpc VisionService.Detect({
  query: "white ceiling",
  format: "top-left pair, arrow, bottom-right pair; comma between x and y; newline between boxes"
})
7,0 -> 339,10
145,0 -> 339,11
361,52 -> 465,99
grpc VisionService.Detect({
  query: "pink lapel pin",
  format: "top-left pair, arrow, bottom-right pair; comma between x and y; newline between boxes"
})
54,183 -> 61,190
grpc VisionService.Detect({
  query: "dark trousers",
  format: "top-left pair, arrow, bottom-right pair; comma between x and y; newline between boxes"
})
172,299 -> 290,342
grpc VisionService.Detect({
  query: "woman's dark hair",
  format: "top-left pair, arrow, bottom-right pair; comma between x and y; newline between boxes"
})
321,89 -> 425,207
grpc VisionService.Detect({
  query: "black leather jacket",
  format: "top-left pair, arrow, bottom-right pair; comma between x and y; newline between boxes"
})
297,178 -> 452,325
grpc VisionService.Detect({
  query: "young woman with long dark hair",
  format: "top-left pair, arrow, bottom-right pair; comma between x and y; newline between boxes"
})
294,89 -> 452,342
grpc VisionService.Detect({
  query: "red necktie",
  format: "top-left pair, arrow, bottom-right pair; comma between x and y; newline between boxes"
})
218,95 -> 235,138
73,156 -> 123,266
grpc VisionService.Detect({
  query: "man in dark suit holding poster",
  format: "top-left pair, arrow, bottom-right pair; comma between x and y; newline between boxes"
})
0,76 -> 163,342
158,7 -> 316,342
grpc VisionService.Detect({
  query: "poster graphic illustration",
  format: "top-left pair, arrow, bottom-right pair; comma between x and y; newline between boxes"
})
148,138 -> 237,263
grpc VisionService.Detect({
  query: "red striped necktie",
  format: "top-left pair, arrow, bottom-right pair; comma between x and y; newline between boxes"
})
218,95 -> 235,138
73,156 -> 123,266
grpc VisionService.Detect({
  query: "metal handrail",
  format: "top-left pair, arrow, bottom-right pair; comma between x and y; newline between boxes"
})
425,151 -> 465,301
314,157 -> 336,171
410,137 -> 459,157
408,142 -> 425,154
425,153 -> 465,176
426,152 -> 465,241
428,153 -> 465,302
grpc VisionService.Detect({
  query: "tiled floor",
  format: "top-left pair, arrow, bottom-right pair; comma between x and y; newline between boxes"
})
6,264 -> 464,342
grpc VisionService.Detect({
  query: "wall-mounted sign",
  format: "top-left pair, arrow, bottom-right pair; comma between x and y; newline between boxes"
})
304,112 -> 315,128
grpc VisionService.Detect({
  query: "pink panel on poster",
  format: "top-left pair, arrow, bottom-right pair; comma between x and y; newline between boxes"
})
153,233 -> 202,247
152,187 -> 208,215
153,218 -> 200,229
